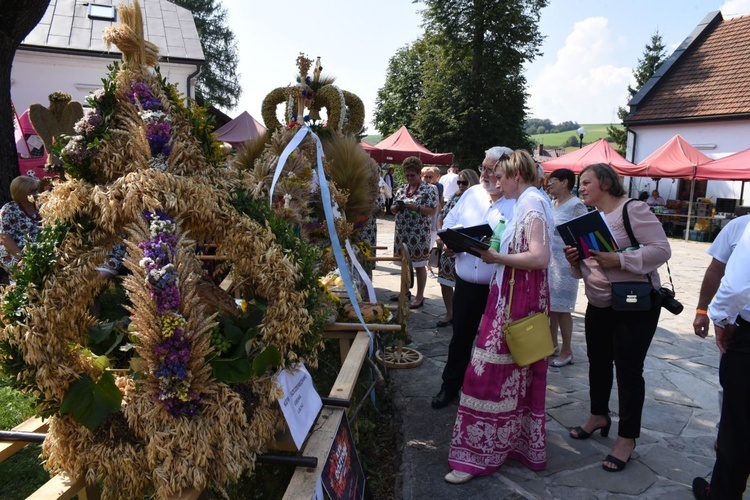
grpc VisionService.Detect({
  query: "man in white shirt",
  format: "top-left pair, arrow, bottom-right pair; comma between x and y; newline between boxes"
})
431,146 -> 516,409
693,220 -> 750,499
440,165 -> 460,204
646,190 -> 665,207
693,215 -> 750,338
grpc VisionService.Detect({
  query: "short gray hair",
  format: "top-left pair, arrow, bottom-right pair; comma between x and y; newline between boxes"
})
536,163 -> 545,180
485,146 -> 513,162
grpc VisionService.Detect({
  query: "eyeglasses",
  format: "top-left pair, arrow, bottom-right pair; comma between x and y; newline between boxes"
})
477,166 -> 496,175
457,180 -> 469,186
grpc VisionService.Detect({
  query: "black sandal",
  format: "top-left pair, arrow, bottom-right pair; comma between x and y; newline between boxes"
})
602,439 -> 636,472
602,454 -> 628,472
569,414 -> 611,439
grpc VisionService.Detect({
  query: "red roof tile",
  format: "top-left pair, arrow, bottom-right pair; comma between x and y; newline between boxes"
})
626,13 -> 750,124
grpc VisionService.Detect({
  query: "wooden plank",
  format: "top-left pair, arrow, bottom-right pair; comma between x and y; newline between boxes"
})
328,332 -> 370,402
324,322 -> 401,332
281,408 -> 344,500
26,473 -> 86,500
0,417 -> 47,463
282,332 -> 370,499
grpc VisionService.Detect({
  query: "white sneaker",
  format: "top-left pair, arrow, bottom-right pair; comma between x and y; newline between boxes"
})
445,470 -> 474,484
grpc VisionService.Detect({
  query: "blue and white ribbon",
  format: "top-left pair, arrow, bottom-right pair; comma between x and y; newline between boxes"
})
271,127 -> 375,355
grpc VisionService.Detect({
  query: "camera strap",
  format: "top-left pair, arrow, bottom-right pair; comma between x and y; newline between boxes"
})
622,199 -> 676,294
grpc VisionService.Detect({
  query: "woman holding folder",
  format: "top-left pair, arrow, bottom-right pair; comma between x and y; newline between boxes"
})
564,163 -> 670,472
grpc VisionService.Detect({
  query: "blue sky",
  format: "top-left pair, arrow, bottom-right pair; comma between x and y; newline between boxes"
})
221,0 -> 750,130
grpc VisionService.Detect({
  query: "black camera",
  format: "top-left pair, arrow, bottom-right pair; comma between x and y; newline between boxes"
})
659,287 -> 683,315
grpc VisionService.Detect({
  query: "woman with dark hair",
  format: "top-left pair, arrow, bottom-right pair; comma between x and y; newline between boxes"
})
547,168 -> 587,367
445,150 -> 553,484
0,176 -> 42,275
392,156 -> 439,308
565,163 -> 670,472
435,168 -> 480,327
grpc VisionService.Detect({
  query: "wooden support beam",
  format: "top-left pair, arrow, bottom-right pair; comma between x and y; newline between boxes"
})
0,417 -> 47,463
282,332 -> 370,500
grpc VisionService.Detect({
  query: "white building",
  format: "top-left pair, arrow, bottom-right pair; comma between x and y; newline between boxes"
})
624,11 -> 750,205
12,0 -> 205,113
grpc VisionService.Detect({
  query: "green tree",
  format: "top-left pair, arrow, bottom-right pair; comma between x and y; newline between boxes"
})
0,0 -> 50,204
412,0 -> 548,167
171,0 -> 241,109
373,42 -> 427,137
608,31 -> 667,154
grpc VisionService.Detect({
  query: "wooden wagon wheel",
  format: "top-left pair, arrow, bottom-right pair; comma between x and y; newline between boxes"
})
376,244 -> 423,368
376,343 -> 423,369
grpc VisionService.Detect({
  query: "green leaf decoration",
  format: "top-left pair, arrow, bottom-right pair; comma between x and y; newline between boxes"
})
60,372 -> 122,431
219,316 -> 245,344
211,357 -> 252,384
252,345 -> 281,377
88,322 -> 115,345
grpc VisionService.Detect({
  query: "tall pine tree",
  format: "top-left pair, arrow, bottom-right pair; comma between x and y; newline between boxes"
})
171,0 -> 241,109
373,0 -> 547,166
413,0 -> 547,167
608,31 -> 667,154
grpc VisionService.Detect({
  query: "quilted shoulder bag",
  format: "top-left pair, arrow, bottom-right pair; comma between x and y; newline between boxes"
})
503,267 -> 554,367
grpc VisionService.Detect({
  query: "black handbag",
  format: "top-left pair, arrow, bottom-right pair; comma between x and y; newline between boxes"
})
611,281 -> 653,311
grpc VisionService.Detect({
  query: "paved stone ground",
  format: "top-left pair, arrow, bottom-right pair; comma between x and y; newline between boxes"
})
369,215 -> 749,500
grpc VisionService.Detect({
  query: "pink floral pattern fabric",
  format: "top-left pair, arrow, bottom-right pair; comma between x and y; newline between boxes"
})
448,192 -> 551,475
393,181 -> 438,266
0,201 -> 41,273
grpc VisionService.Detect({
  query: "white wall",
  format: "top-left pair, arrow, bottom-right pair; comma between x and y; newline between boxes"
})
11,50 -> 199,114
625,120 -> 750,205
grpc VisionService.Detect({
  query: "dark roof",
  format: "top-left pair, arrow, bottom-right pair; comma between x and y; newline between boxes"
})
625,11 -> 750,125
21,0 -> 204,62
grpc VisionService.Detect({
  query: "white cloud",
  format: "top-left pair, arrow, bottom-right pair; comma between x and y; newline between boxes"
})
526,17 -> 634,124
721,0 -> 750,17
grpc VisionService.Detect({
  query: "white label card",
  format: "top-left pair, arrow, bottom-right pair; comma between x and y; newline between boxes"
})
277,363 -> 323,449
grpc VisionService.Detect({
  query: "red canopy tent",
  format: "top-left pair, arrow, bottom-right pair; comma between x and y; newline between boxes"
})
635,135 -> 715,240
214,111 -> 267,151
694,147 -> 750,181
638,134 -> 714,178
360,141 -> 383,163
541,139 -> 639,175
371,126 -> 453,165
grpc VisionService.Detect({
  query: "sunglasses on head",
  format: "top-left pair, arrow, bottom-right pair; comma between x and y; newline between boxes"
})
457,180 -> 469,186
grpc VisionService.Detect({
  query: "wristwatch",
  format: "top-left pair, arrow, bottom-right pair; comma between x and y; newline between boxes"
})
714,317 -> 735,328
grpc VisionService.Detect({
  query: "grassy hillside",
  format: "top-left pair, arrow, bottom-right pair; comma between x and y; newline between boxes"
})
364,124 -> 622,150
531,123 -> 622,149
363,135 -> 382,145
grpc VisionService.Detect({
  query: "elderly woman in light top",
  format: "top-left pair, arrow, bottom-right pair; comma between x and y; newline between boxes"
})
547,168 -> 588,367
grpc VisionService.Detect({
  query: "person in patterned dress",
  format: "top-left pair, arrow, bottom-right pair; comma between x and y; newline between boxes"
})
445,149 -> 553,484
391,156 -> 439,308
0,176 -> 42,276
436,168 -> 480,327
547,168 -> 588,367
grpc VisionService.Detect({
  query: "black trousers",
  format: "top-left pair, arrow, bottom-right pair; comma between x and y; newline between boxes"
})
584,299 -> 661,438
710,319 -> 750,499
440,277 -> 489,394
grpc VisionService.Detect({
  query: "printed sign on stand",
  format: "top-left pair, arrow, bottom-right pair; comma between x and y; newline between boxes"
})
321,413 -> 365,500
276,364 -> 323,449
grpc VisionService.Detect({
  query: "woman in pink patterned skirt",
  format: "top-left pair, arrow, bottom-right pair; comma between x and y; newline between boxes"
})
445,149 -> 553,484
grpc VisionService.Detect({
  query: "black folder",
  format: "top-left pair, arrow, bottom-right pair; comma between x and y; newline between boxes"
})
438,224 -> 493,257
